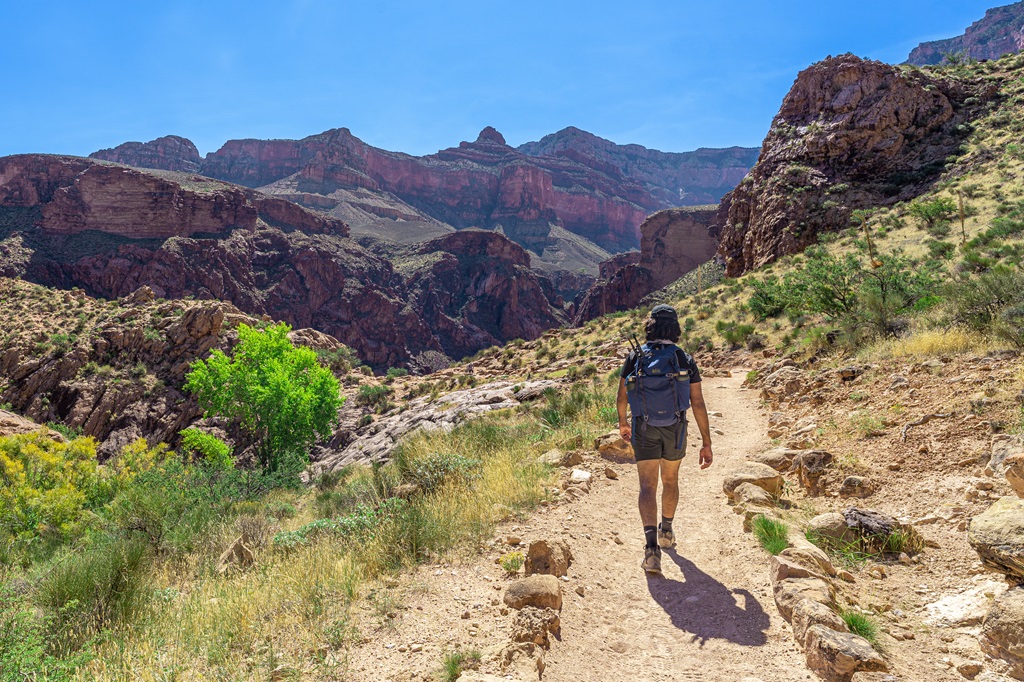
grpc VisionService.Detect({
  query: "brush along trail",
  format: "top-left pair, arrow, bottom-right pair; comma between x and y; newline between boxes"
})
344,370 -> 810,681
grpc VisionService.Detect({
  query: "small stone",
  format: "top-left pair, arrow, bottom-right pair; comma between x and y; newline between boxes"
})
462,611 -> 471,619
613,536 -> 624,545
507,536 -> 522,546
575,585 -> 585,597
570,469 -> 592,484
604,467 -> 618,480
410,643 -> 423,653
956,660 -> 983,679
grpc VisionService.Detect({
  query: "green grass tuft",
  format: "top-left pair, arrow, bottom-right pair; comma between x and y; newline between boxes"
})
442,648 -> 482,682
841,610 -> 879,646
752,515 -> 789,555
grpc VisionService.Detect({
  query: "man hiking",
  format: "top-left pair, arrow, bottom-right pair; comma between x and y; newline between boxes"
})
616,304 -> 714,575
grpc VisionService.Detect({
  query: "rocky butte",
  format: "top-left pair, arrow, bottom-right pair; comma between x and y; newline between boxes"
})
906,1 -> 1024,66
573,206 -> 720,323
715,53 -> 994,276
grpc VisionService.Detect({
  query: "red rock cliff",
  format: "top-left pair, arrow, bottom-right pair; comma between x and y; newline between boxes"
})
90,135 -> 202,173
717,54 -> 992,276
907,2 -> 1024,65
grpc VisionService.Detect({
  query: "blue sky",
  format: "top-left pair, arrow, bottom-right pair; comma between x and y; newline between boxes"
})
0,1 -> 1004,157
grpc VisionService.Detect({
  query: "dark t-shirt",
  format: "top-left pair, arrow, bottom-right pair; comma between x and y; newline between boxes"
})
619,342 -> 702,383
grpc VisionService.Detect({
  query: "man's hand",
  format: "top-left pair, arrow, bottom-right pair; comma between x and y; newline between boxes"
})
619,421 -> 632,441
699,444 -> 714,469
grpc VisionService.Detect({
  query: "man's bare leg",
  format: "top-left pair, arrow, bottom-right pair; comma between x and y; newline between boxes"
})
660,457 -> 682,521
637,459 -> 661,528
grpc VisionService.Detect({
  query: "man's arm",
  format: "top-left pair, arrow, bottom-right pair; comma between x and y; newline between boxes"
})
616,377 -> 631,441
690,382 -> 714,469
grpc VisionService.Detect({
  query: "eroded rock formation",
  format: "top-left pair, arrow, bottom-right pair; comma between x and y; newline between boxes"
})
90,135 -> 203,173
716,54 -> 992,275
91,126 -> 758,264
907,2 -> 1024,66
573,206 -> 719,322
0,155 -> 565,368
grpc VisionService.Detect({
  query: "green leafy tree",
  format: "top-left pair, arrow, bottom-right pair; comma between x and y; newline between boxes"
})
185,323 -> 343,470
908,197 -> 956,230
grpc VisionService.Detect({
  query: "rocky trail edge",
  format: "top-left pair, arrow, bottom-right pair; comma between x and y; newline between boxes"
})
344,370 -> 811,682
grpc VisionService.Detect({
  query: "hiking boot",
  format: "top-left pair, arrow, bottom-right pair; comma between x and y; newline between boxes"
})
641,546 -> 662,575
658,525 -> 676,549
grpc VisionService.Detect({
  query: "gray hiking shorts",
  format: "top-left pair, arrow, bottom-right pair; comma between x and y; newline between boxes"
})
632,417 -> 686,462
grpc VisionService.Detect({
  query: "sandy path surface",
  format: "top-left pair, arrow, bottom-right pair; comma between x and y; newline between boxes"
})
346,371 -> 811,681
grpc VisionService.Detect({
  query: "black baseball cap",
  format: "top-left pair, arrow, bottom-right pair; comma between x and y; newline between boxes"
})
650,304 -> 678,319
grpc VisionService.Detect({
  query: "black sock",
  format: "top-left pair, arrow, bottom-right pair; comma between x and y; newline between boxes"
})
644,526 -> 658,549
661,517 -> 673,534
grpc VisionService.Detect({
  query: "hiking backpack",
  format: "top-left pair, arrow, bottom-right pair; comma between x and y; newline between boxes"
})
625,342 -> 692,429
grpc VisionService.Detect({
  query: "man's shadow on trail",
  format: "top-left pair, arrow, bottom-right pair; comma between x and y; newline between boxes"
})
646,548 -> 770,647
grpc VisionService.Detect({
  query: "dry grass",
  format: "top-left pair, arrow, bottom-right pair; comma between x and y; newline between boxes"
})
865,327 -> 999,360
71,382 -> 622,680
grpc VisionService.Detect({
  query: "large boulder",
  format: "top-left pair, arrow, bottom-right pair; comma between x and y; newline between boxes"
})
723,462 -> 785,499
781,540 -> 838,578
760,367 -> 805,402
805,625 -> 888,682
504,575 -> 563,611
794,450 -> 834,495
806,513 -> 853,545
980,586 -> 1024,679
969,497 -> 1024,580
749,447 -> 802,472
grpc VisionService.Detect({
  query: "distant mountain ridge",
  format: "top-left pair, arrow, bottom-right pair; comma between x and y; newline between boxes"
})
90,127 -> 757,271
906,1 -> 1024,65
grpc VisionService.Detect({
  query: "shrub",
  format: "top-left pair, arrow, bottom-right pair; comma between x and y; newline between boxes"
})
185,323 -> 343,470
401,452 -> 481,495
752,515 -> 789,555
908,196 -> 956,229
356,384 -> 393,412
0,434 -> 108,565
385,367 -> 409,382
442,649 -> 482,682
499,551 -> 525,575
178,428 -> 232,469
949,266 -> 1024,347
748,277 -> 788,320
39,535 -> 150,654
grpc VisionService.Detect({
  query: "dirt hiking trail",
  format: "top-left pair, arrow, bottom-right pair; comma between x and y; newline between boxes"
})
346,371 -> 811,681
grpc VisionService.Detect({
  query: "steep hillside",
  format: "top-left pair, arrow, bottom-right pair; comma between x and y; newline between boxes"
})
0,155 -> 566,369
907,1 -> 1024,66
0,278 -> 348,456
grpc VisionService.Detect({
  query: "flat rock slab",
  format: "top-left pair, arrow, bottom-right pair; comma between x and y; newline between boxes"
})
315,380 -> 560,470
924,580 -> 1008,627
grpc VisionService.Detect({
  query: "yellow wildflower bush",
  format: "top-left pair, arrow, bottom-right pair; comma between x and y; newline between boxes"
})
0,432 -> 127,563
